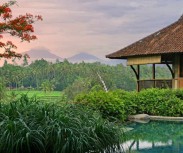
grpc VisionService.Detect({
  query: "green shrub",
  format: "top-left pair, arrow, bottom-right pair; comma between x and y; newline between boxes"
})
75,90 -> 126,121
173,89 -> 183,100
136,88 -> 183,116
75,88 -> 183,121
112,90 -> 137,116
0,94 -> 124,153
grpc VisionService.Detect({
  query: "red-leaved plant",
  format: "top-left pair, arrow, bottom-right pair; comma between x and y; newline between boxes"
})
0,1 -> 42,59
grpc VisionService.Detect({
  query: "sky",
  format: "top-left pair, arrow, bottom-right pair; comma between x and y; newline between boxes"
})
1,0 -> 183,59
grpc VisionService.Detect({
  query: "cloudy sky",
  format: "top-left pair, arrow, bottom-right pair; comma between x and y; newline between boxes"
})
2,0 -> 183,59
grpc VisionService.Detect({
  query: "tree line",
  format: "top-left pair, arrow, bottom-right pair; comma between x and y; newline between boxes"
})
0,59 -> 171,95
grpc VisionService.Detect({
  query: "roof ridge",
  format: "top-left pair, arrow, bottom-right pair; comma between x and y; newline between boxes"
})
178,14 -> 183,22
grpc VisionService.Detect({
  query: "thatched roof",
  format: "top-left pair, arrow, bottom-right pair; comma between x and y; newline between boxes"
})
106,15 -> 183,59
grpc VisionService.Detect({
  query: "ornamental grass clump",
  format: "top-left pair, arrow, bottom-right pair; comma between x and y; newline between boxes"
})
0,94 -> 124,153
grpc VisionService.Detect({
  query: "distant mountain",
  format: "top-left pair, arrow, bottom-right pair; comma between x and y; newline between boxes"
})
21,47 -> 63,64
66,52 -> 127,66
67,52 -> 102,63
24,47 -> 62,59
11,47 -> 126,66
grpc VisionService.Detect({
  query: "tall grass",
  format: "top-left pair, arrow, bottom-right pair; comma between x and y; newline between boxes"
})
0,94 -> 124,153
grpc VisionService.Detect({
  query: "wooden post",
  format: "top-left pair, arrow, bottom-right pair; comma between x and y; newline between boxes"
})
152,64 -> 155,88
137,65 -> 140,91
166,63 -> 174,79
130,65 -> 140,91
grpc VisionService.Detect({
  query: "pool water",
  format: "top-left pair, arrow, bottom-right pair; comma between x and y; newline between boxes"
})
123,120 -> 183,153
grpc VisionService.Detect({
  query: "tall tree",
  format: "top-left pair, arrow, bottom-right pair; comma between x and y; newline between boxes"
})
41,80 -> 55,93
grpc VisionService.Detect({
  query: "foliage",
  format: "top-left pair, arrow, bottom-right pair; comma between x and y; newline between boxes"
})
135,88 -> 183,116
112,90 -> 137,116
40,80 -> 55,93
0,1 -> 42,58
173,89 -> 183,100
0,94 -> 124,153
7,90 -> 65,103
63,77 -> 94,100
75,90 -> 126,121
0,60 -> 172,92
75,88 -> 183,121
7,90 -> 62,98
0,79 -> 6,100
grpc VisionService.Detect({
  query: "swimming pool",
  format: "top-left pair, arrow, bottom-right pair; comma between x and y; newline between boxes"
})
123,120 -> 183,153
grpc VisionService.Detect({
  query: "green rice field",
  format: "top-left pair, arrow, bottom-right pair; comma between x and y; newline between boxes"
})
7,90 -> 64,103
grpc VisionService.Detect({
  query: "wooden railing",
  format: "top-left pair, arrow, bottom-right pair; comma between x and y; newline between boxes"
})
138,79 -> 172,91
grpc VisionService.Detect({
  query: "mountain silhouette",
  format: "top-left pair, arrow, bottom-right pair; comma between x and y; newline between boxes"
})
24,47 -> 62,60
67,52 -> 102,63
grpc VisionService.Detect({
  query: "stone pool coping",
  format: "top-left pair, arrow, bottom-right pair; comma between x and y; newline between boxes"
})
128,114 -> 183,122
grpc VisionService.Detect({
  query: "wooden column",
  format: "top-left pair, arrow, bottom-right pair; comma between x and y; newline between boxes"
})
172,55 -> 180,89
166,63 -> 174,79
130,65 -> 140,91
152,64 -> 155,88
137,65 -> 140,91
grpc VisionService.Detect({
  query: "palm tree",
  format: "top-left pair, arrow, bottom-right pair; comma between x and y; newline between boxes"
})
41,80 -> 55,93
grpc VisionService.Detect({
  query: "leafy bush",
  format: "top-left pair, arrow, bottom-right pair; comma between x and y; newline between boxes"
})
0,94 -> 124,153
75,90 -> 126,121
136,88 -> 183,116
111,90 -> 137,116
75,88 -> 183,121
173,89 -> 183,100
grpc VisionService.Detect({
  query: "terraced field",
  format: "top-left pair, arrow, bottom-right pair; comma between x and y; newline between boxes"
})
7,90 -> 65,103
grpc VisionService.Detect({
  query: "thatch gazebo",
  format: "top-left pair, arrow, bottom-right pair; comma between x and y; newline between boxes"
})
106,15 -> 183,91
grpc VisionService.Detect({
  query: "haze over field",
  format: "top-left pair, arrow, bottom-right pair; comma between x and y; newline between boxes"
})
1,0 -> 183,59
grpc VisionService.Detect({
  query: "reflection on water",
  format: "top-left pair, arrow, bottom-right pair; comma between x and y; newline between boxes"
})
123,120 -> 183,153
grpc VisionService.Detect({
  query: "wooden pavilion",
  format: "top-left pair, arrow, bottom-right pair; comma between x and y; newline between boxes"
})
106,15 -> 183,91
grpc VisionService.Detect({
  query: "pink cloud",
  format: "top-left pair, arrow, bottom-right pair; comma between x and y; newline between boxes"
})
1,0 -> 183,59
